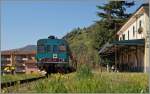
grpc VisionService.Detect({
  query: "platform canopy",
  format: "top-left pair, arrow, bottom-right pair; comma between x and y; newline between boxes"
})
99,39 -> 145,55
112,39 -> 145,46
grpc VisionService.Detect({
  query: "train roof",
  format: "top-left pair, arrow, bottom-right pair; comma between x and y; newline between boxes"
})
38,38 -> 65,41
37,38 -> 67,45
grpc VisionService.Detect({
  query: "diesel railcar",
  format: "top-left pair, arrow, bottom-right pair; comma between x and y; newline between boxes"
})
36,36 -> 75,73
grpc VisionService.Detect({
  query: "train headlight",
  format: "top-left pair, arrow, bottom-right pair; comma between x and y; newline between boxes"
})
62,59 -> 65,62
39,58 -> 41,61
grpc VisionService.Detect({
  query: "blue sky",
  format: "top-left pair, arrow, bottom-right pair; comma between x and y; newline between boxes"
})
1,0 -> 146,50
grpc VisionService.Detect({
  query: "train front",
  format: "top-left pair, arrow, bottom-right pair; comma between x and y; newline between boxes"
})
36,36 -> 70,73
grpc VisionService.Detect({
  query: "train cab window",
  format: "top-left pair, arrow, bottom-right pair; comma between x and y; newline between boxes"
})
59,45 -> 66,52
37,45 -> 45,53
47,45 -> 51,52
53,45 -> 58,53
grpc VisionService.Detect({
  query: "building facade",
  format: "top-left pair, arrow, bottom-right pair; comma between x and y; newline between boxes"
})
1,51 -> 39,74
99,4 -> 149,72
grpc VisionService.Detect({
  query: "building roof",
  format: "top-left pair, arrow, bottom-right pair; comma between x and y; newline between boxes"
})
117,3 -> 149,35
99,42 -> 113,54
1,51 -> 36,55
99,39 -> 145,55
112,39 -> 145,46
134,3 -> 149,15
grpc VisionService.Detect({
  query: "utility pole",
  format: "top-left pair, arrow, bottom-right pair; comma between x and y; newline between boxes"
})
144,12 -> 150,72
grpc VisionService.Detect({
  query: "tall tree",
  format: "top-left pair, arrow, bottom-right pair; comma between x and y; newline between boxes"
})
94,1 -> 135,49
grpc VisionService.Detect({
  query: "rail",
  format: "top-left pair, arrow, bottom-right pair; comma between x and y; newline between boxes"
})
1,76 -> 46,89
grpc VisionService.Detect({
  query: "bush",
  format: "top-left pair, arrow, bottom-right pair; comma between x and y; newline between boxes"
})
34,74 -> 68,93
76,64 -> 93,79
3,72 -> 148,93
1,74 -> 42,83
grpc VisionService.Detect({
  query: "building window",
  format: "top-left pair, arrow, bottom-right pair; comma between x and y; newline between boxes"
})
128,30 -> 129,40
119,37 -> 122,40
138,20 -> 143,34
123,34 -> 125,40
133,26 -> 135,37
139,20 -> 142,27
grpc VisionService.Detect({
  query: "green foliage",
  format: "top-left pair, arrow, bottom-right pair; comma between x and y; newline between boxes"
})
5,72 -> 148,93
91,24 -> 111,50
76,64 -> 93,79
34,78 -> 67,93
1,74 -> 42,83
62,1 -> 135,67
95,1 -> 135,48
97,1 -> 134,20
63,27 -> 82,41
63,26 -> 100,67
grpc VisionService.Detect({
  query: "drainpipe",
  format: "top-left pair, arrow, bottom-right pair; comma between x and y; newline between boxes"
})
115,45 -> 117,71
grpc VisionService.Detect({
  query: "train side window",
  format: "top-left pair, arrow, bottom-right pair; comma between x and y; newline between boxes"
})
59,45 -> 66,52
47,45 -> 51,52
37,45 -> 45,53
53,45 -> 58,52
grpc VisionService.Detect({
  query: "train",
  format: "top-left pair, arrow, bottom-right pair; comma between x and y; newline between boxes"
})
36,36 -> 76,74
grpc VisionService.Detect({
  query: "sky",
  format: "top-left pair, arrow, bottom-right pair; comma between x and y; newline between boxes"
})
1,0 -> 147,50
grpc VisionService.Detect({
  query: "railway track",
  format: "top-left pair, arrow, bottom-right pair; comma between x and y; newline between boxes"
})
1,76 -> 46,89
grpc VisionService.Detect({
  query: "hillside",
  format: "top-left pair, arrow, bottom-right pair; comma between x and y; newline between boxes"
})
2,45 -> 37,52
63,24 -> 100,67
62,1 -> 136,67
18,45 -> 37,51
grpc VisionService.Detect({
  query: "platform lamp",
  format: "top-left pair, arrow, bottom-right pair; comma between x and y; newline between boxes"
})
11,50 -> 17,74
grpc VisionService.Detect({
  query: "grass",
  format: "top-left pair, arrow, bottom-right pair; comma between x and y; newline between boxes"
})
31,72 -> 148,93
1,67 -> 149,93
1,73 -> 43,83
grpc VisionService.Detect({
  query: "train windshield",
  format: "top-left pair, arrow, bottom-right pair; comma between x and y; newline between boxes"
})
38,45 -> 66,53
37,45 -> 45,53
52,45 -> 66,52
59,45 -> 66,52
53,45 -> 59,53
47,45 -> 51,52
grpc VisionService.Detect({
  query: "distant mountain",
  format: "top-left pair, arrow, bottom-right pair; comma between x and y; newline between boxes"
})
2,45 -> 37,52
18,45 -> 37,51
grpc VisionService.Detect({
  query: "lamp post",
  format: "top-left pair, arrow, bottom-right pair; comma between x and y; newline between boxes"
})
11,51 -> 16,74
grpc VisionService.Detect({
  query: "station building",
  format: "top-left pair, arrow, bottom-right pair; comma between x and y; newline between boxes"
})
99,4 -> 149,72
1,50 -> 39,74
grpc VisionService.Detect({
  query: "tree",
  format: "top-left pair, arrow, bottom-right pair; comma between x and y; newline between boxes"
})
94,1 -> 135,48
